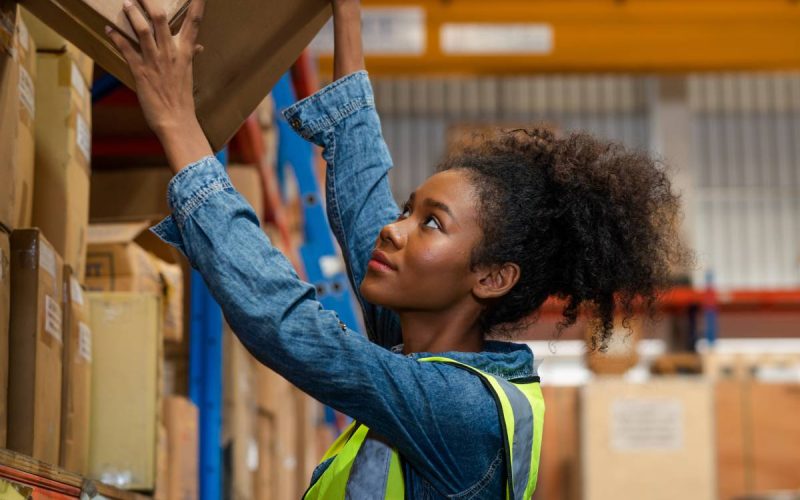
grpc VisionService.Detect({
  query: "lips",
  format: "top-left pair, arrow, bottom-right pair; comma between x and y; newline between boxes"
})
369,250 -> 397,271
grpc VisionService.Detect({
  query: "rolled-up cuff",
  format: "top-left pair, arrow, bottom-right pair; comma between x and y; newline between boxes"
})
281,70 -> 375,142
150,215 -> 187,256
165,155 -> 234,227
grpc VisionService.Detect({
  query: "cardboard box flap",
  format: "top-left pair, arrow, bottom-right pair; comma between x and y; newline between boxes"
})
88,221 -> 151,245
52,0 -> 188,44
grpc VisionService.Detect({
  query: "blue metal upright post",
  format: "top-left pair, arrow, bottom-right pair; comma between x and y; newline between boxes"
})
189,148 -> 227,500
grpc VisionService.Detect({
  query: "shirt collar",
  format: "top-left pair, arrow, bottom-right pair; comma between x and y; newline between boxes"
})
391,340 -> 536,381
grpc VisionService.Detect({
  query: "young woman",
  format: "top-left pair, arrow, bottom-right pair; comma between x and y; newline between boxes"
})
107,0 -> 685,497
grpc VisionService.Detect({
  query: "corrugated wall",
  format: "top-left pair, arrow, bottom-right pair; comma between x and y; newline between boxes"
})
689,73 -> 800,289
373,75 -> 651,201
370,73 -> 800,289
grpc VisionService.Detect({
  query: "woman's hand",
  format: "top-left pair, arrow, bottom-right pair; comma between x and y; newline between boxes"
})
107,0 -> 213,172
331,0 -> 365,80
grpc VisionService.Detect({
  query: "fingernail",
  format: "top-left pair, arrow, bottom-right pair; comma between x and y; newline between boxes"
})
123,0 -> 132,8
105,25 -> 112,34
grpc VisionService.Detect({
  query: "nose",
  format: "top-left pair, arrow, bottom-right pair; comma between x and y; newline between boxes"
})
378,221 -> 406,250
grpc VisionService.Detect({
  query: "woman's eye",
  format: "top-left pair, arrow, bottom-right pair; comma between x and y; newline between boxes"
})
424,217 -> 440,230
398,207 -> 410,219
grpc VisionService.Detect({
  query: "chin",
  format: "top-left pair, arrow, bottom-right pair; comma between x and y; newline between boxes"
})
359,277 -> 395,308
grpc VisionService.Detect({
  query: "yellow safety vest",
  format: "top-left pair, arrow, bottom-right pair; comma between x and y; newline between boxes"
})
303,356 -> 545,500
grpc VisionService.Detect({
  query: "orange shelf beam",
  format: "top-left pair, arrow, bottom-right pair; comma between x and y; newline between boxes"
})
317,0 -> 800,75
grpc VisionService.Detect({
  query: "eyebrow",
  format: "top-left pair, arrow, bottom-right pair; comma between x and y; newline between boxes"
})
407,191 -> 456,222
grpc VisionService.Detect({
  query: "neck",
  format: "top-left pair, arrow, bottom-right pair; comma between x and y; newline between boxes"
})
399,301 -> 485,355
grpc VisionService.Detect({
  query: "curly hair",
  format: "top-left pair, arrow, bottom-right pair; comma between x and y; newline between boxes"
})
438,127 -> 689,348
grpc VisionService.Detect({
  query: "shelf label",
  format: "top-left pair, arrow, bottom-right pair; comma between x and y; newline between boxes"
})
17,17 -> 29,52
71,61 -> 86,98
71,277 -> 84,306
78,322 -> 92,362
45,294 -> 63,343
76,113 -> 91,162
311,7 -> 426,56
18,65 -> 35,119
441,23 -> 553,55
39,242 -> 56,279
611,399 -> 684,452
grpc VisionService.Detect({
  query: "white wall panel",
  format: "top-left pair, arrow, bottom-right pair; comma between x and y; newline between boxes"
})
690,73 -> 800,288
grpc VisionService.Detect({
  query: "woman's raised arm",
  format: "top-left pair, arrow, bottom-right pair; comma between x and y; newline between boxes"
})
283,1 -> 403,347
332,0 -> 365,80
106,0 -> 211,172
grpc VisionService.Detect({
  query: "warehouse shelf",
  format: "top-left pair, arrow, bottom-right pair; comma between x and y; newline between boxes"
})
0,449 -> 148,499
535,287 -> 800,316
315,0 -> 800,74
662,287 -> 800,310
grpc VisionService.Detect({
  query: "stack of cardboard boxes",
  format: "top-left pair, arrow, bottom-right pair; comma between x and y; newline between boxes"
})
87,159 -> 325,499
0,3 -> 196,495
0,1 -> 36,233
1,0 -> 95,474
0,9 -> 36,445
83,220 -> 190,494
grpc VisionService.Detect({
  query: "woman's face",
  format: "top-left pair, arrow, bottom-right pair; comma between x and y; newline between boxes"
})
360,169 -> 485,312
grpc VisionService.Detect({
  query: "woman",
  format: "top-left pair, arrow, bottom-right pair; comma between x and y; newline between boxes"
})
107,0 -> 685,497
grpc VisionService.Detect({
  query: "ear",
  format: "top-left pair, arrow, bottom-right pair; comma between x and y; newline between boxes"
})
473,262 -> 520,300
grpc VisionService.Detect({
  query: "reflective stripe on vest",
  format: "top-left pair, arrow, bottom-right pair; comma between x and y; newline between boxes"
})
303,356 -> 545,500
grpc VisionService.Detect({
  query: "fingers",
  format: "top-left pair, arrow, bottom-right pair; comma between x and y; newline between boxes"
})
137,0 -> 172,47
122,0 -> 158,58
105,25 -> 143,67
179,0 -> 205,46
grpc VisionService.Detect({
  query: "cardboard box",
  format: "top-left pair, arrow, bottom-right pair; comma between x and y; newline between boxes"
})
86,222 -> 162,293
0,3 -> 36,230
716,381 -> 800,499
19,8 -> 93,84
86,221 -> 183,341
163,396 -> 198,500
253,414 -> 276,500
87,292 -> 162,490
223,324 -> 257,500
90,167 -> 174,222
59,265 -> 91,475
296,390 -> 322,491
32,50 -> 92,281
0,229 -> 9,447
532,386 -> 581,500
22,0 -> 330,150
581,378 -> 716,500
7,229 -> 64,463
90,164 -> 264,223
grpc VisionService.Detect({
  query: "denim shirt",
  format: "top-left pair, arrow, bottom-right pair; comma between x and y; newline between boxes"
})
153,71 -> 538,499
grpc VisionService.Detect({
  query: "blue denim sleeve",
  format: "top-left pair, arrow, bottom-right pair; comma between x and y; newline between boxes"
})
150,156 -> 500,497
282,71 -> 402,349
